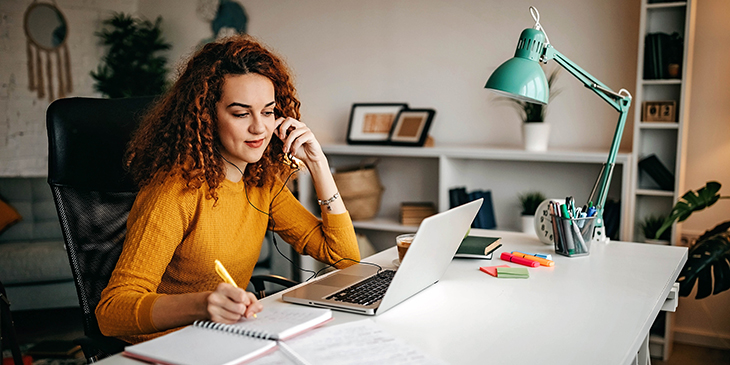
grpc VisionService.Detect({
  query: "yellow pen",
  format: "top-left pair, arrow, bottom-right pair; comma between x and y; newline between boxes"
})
214,259 -> 257,318
214,259 -> 238,287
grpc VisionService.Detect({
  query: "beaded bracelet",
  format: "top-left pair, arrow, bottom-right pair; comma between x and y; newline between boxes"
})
317,192 -> 340,211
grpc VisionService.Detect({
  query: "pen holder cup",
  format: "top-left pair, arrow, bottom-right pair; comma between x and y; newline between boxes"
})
551,214 -> 595,257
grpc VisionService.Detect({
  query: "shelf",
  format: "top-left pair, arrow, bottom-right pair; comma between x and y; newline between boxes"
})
642,79 -> 682,85
636,189 -> 675,197
639,122 -> 679,129
647,2 -> 687,9
323,143 -> 632,240
323,144 -> 630,165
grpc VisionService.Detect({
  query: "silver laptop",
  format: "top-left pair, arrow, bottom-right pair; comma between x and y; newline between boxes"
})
282,199 -> 482,315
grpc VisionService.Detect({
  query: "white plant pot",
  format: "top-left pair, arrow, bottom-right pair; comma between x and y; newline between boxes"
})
522,123 -> 550,152
521,215 -> 536,236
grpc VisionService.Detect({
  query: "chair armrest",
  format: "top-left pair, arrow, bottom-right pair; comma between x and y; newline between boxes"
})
249,275 -> 298,298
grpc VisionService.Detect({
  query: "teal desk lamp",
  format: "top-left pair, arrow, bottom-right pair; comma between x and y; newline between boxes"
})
486,7 -> 632,243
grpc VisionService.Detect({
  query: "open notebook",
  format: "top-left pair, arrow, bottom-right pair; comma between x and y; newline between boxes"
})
123,306 -> 332,365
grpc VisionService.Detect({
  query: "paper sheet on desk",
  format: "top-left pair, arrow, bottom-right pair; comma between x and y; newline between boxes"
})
249,319 -> 445,365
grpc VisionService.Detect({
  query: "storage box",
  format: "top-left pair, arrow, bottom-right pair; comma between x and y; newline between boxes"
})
333,166 -> 384,220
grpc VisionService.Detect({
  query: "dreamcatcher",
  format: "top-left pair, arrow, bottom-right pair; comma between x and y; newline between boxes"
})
23,1 -> 73,101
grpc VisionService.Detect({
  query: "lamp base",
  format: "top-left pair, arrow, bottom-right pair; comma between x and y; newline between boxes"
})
591,225 -> 610,243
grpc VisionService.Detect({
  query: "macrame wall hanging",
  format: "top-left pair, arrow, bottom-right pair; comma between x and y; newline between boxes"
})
23,1 -> 73,101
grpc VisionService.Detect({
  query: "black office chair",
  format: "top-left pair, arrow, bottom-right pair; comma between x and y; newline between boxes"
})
47,97 -> 297,362
47,97 -> 152,362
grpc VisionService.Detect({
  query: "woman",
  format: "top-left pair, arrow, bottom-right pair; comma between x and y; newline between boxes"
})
96,35 -> 360,344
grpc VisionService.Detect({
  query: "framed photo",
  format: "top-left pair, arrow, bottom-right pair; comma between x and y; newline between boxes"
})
388,109 -> 436,146
346,103 -> 408,145
642,101 -> 676,122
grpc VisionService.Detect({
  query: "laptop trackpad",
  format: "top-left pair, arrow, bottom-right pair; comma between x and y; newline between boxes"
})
315,274 -> 362,287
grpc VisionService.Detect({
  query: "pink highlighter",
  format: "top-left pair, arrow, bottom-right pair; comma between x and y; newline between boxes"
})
500,252 -> 540,268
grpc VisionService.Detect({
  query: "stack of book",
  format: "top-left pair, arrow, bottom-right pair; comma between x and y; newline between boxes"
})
399,202 -> 436,226
448,187 -> 497,229
643,32 -> 683,80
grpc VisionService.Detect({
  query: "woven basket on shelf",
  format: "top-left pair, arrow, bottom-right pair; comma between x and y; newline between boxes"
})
333,165 -> 384,221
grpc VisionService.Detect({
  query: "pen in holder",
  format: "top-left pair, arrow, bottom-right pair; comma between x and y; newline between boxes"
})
551,213 -> 595,257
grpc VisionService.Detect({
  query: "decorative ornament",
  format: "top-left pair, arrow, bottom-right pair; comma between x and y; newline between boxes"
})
23,1 -> 73,101
212,0 -> 248,39
196,0 -> 219,22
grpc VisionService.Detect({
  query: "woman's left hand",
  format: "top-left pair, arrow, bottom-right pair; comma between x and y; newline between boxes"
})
274,117 -> 325,165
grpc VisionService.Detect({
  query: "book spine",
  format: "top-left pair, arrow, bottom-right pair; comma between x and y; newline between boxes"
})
193,320 -> 274,340
479,190 -> 497,229
643,34 -> 654,79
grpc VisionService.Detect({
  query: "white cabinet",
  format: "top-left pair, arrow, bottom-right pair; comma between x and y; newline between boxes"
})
629,0 -> 696,360
313,144 -> 631,251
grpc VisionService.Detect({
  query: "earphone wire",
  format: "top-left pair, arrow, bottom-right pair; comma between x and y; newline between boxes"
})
220,154 -> 318,280
221,154 -> 384,283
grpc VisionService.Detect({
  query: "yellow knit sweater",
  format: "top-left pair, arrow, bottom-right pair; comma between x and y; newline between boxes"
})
95,171 -> 360,344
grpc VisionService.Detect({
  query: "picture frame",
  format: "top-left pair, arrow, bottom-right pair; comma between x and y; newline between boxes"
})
346,103 -> 408,145
388,109 -> 436,146
642,100 -> 676,122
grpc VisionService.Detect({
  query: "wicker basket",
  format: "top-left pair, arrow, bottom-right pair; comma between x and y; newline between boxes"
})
333,165 -> 384,220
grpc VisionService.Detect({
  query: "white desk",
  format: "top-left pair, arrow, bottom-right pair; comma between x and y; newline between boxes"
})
96,230 -> 687,365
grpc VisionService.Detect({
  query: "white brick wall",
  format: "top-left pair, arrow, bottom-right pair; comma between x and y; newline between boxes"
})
0,0 -> 136,177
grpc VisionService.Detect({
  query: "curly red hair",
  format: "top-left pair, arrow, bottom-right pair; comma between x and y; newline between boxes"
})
125,35 -> 300,201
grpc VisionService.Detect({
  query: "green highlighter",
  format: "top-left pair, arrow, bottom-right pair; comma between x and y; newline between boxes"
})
496,267 -> 529,279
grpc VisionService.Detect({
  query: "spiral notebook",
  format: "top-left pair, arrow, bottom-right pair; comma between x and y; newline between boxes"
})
123,306 -> 332,365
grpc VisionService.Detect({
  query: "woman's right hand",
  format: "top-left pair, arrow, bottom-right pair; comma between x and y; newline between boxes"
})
206,283 -> 263,324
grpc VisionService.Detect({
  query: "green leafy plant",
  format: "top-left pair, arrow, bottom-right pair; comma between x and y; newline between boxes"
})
640,214 -> 670,241
91,13 -> 171,98
498,66 -> 561,123
518,191 -> 546,216
656,181 -> 730,298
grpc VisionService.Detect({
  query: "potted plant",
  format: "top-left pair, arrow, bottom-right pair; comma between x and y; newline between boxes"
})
498,66 -> 561,152
655,181 -> 730,299
639,214 -> 670,244
91,13 -> 171,98
518,191 -> 546,236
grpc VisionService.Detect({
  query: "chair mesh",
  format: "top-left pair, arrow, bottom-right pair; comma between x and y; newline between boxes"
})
51,185 -> 136,338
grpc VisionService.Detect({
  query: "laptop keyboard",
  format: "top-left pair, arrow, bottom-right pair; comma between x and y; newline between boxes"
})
325,270 -> 396,306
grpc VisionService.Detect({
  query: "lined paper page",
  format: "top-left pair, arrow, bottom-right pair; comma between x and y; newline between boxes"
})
249,319 -> 445,365
224,306 -> 331,340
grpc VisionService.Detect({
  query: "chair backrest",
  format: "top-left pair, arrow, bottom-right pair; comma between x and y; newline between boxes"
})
46,97 -> 154,342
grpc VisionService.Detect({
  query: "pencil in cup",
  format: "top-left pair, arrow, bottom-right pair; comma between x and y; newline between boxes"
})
548,202 -> 564,253
550,213 -> 595,257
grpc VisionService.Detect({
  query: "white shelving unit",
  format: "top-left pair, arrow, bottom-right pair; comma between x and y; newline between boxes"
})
313,143 -> 631,251
630,0 -> 696,360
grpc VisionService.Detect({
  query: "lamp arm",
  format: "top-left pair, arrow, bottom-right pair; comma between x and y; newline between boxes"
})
543,46 -> 628,112
543,45 -> 632,239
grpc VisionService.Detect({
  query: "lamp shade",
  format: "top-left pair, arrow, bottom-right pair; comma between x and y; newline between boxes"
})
485,28 -> 549,105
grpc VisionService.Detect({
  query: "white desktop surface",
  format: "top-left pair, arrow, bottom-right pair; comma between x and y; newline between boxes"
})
96,230 -> 687,365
